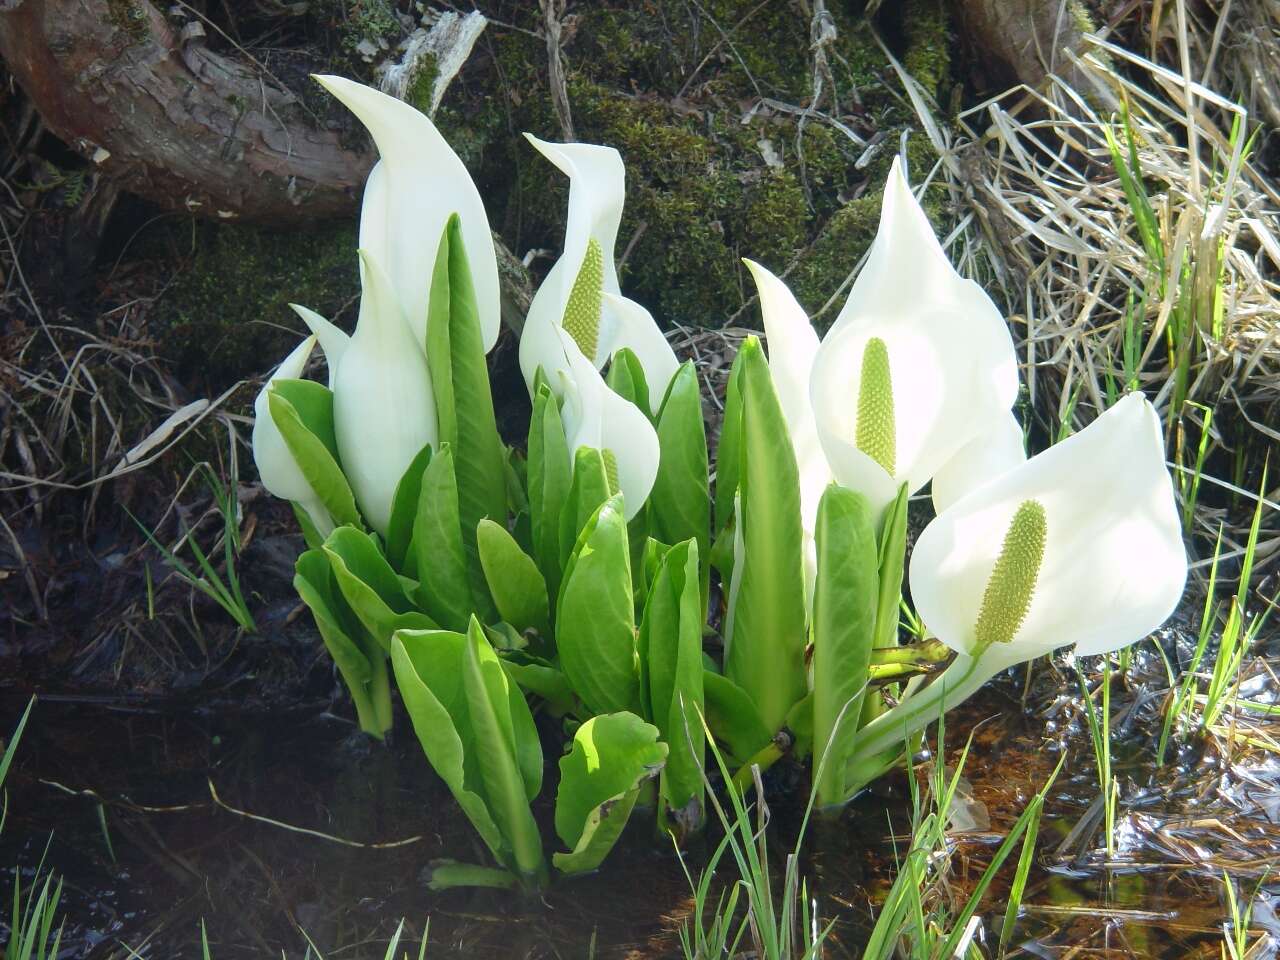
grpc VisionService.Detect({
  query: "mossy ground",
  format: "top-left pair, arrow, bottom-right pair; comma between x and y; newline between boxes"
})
148,0 -> 951,386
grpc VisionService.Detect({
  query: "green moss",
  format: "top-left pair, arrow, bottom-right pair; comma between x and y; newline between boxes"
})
404,51 -> 441,116
107,0 -> 150,43
902,0 -> 951,98
153,222 -> 358,388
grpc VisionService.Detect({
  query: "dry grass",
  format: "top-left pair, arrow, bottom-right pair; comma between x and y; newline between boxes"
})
886,4 -> 1280,592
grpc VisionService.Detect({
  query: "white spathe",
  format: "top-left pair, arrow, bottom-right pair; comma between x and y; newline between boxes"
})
742,259 -> 831,605
909,393 -> 1187,662
288,303 -> 349,390
518,134 -> 678,407
251,335 -> 335,536
930,412 -> 1026,515
556,331 -> 660,521
808,156 -> 1019,515
313,75 -> 500,353
332,250 -> 438,537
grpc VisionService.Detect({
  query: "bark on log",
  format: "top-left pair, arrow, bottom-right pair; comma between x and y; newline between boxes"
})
0,0 -> 372,223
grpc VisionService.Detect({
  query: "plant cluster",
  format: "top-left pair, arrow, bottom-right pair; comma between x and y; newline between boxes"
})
251,77 -> 1190,892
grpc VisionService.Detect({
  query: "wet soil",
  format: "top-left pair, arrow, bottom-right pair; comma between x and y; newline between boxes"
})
2,621 -> 1277,960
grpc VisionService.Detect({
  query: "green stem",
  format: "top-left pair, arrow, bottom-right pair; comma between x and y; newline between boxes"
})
730,735 -> 788,794
868,638 -> 950,666
842,652 -> 1004,797
369,654 -> 394,737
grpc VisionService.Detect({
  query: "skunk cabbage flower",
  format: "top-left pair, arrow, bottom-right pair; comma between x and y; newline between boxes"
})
557,331 -> 659,520
844,394 -> 1186,776
809,157 -> 1019,515
333,250 -> 438,536
742,258 -> 831,602
930,412 -> 1026,515
313,75 -> 501,353
519,135 -> 678,408
252,335 -> 335,536
288,303 -> 349,389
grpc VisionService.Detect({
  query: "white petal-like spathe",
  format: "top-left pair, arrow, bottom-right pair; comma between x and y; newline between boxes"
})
601,293 -> 679,407
288,303 -> 349,390
909,394 -> 1186,662
808,157 -> 1018,515
557,332 -> 659,521
519,136 -> 677,404
252,336 -> 335,536
333,249 -> 438,537
744,259 -> 830,604
314,75 -> 500,352
830,156 -> 957,336
930,412 -> 1026,515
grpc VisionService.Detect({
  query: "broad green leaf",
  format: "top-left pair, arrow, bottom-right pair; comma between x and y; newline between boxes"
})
385,442 -> 434,571
556,495 -> 640,716
713,349 -> 746,540
724,337 -> 808,734
410,444 -> 473,631
501,656 -> 577,716
637,538 -> 705,836
391,629 -> 508,866
811,485 -> 879,808
553,712 -> 667,875
295,549 -> 389,736
477,518 -> 551,637
323,527 -> 436,651
702,670 -> 772,764
649,362 -> 710,611
559,446 -> 612,569
606,347 -> 652,421
504,447 -> 530,516
528,384 -> 571,596
876,483 -> 909,649
460,619 -> 545,883
267,381 -> 362,529
427,215 -> 506,618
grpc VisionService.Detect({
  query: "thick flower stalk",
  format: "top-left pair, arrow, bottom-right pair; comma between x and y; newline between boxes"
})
806,157 -> 1020,516
842,394 -> 1187,792
518,136 -> 678,410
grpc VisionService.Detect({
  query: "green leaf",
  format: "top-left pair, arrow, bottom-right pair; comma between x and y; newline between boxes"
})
291,501 -> 324,552
702,670 -> 772,764
501,656 -> 576,716
323,527 -> 436,651
724,337 -> 808,735
427,215 -> 506,617
460,619 -> 545,883
785,692 -> 813,760
553,712 -> 667,875
606,347 -> 652,420
267,381 -> 362,529
558,446 -> 612,569
876,483 -> 909,649
410,444 -> 473,631
637,538 -> 705,835
295,549 -> 390,737
477,518 -> 551,637
713,349 -> 746,540
386,442 -> 434,572
811,484 -> 879,808
391,628 -> 508,866
528,384 -> 571,597
649,362 -> 710,612
556,494 -> 640,716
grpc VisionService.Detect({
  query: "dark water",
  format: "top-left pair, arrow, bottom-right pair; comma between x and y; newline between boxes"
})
1,645 -> 1277,959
